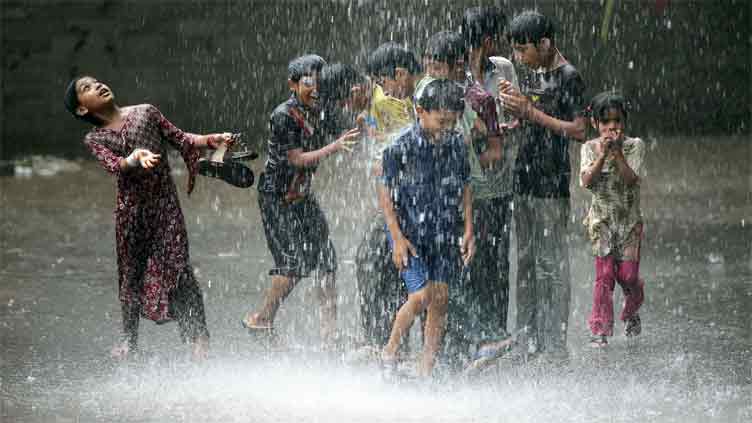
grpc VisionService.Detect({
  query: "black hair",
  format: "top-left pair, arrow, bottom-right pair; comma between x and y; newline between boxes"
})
462,6 -> 507,49
424,31 -> 466,64
416,79 -> 465,112
367,42 -> 421,78
588,91 -> 629,124
287,54 -> 327,82
507,10 -> 555,45
63,76 -> 103,126
318,63 -> 366,105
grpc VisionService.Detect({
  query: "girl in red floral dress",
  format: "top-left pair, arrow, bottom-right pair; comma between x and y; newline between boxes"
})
64,76 -> 234,361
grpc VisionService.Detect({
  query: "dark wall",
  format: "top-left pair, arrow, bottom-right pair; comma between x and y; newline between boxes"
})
1,0 -> 750,160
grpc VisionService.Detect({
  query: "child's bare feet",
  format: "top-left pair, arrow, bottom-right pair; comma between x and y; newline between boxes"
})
241,312 -> 273,330
191,335 -> 210,362
589,335 -> 608,348
110,341 -> 131,360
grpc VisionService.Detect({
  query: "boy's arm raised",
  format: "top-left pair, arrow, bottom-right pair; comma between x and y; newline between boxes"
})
287,128 -> 360,168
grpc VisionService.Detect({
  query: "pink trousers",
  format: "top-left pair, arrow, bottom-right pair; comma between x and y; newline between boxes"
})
588,255 -> 644,336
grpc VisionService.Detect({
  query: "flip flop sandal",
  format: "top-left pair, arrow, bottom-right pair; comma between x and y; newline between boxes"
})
198,159 -> 255,188
464,337 -> 515,373
198,136 -> 255,188
240,318 -> 274,332
228,150 -> 259,161
589,335 -> 608,348
624,314 -> 641,337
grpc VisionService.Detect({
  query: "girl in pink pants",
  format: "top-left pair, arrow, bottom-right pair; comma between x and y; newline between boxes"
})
580,92 -> 645,348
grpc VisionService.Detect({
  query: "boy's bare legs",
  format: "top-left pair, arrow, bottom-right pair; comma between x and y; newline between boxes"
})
382,287 -> 430,361
243,274 -> 298,327
315,272 -> 337,346
418,282 -> 448,377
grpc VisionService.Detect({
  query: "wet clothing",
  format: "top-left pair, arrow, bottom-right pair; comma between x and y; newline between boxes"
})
259,95 -> 327,198
370,85 -> 415,138
444,194 -> 512,364
82,104 -> 208,341
386,230 -> 459,292
355,214 -> 406,346
258,95 -> 337,277
512,61 -> 584,355
470,58 -> 520,200
513,195 -> 571,354
515,63 -> 585,198
581,137 -> 646,337
356,84 -> 415,346
381,124 -> 470,258
581,137 -> 646,258
258,185 -> 337,277
588,256 -> 644,336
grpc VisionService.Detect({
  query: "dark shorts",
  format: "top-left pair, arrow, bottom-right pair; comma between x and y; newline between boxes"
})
258,188 -> 337,278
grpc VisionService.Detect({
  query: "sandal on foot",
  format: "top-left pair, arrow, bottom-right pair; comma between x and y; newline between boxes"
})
589,335 -> 608,348
465,337 -> 515,372
624,314 -> 641,337
240,314 -> 274,333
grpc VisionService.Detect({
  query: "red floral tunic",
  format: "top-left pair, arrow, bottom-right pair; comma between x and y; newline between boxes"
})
83,104 -> 200,322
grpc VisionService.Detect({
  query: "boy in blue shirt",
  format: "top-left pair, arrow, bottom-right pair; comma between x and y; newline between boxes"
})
380,79 -> 475,378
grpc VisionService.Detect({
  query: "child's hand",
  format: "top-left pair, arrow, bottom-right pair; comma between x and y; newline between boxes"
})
460,233 -> 476,266
126,148 -> 161,170
499,91 -> 532,120
335,128 -> 361,152
497,79 -> 517,96
600,137 -> 616,157
499,119 -> 521,133
392,236 -> 417,272
207,132 -> 237,149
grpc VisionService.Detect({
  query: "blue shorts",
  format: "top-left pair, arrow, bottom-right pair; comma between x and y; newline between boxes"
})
386,229 -> 460,294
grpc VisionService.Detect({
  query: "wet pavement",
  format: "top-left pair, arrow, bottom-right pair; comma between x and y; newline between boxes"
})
0,136 -> 750,422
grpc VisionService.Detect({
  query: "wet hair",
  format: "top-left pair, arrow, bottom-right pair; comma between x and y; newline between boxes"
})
507,10 -> 555,45
287,54 -> 327,82
416,79 -> 465,112
587,91 -> 629,124
63,76 -> 103,126
367,42 -> 421,78
318,63 -> 367,105
424,31 -> 466,64
462,6 -> 507,49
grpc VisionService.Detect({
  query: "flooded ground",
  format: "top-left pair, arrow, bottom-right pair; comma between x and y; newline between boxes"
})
0,136 -> 750,422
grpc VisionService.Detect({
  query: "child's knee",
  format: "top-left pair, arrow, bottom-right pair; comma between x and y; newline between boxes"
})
429,283 -> 449,310
406,290 -> 430,312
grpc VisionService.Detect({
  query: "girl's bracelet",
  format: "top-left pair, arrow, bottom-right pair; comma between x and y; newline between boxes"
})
125,151 -> 140,168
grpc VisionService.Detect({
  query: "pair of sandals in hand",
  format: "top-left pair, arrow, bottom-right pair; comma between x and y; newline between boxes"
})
198,133 -> 257,188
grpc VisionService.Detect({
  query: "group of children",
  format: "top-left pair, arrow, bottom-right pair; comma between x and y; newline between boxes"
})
64,6 -> 646,378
